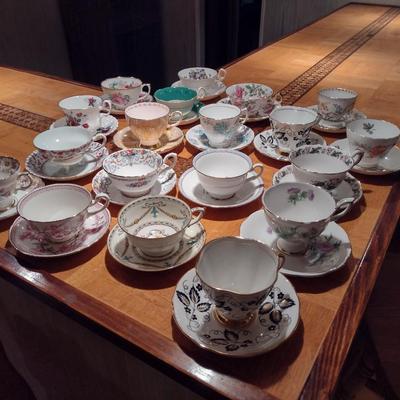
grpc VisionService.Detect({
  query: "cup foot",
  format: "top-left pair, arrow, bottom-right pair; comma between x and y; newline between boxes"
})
213,308 -> 255,329
136,242 -> 181,260
276,238 -> 308,255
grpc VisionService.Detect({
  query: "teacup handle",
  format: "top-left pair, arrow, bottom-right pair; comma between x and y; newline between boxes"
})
217,68 -> 227,81
167,111 -> 183,128
92,133 -> 107,148
277,253 -> 285,270
87,193 -> 110,215
273,93 -> 283,105
245,163 -> 264,183
239,107 -> 248,125
16,172 -> 33,191
101,99 -> 112,116
188,207 -> 205,228
160,152 -> 178,173
197,87 -> 206,100
330,197 -> 354,222
351,149 -> 364,166
141,83 -> 151,95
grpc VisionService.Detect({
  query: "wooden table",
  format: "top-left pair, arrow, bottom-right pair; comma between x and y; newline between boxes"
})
0,4 -> 399,400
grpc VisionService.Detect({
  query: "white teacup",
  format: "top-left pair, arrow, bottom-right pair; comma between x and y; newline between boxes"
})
199,103 -> 248,148
318,88 -> 358,122
347,119 -> 400,168
0,156 -> 33,210
262,182 -> 353,254
102,149 -> 177,197
193,149 -> 263,199
17,184 -> 109,243
59,95 -> 111,132
178,67 -> 226,90
33,127 -> 107,166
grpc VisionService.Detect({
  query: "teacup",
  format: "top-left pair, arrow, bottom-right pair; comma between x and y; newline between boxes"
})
269,106 -> 320,153
118,195 -> 204,258
199,103 -> 248,148
125,102 -> 183,147
101,76 -> 151,110
59,95 -> 111,132
289,145 -> 363,191
193,149 -> 263,199
0,156 -> 33,210
33,127 -> 107,166
17,184 -> 109,243
318,88 -> 358,122
178,67 -> 226,90
347,119 -> 400,168
262,182 -> 353,254
102,149 -> 177,197
195,236 -> 284,325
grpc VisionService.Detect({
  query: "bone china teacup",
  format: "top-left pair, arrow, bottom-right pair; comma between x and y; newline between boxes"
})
289,145 -> 363,191
125,102 -> 183,147
118,195 -> 204,258
102,148 -> 177,197
178,67 -> 226,90
318,88 -> 358,122
196,236 -> 284,325
262,182 -> 353,254
17,184 -> 109,243
193,149 -> 264,199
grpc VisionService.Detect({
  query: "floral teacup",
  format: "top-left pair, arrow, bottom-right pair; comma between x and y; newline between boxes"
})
318,88 -> 358,122
178,67 -> 226,90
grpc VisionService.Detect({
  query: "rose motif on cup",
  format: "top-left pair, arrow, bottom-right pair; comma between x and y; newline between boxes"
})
66,112 -> 89,128
111,93 -> 131,106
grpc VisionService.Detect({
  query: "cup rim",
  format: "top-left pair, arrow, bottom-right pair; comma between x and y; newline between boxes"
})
101,76 -> 142,90
225,82 -> 273,99
58,95 -> 102,110
195,236 -> 279,297
178,67 -> 217,80
269,106 -> 319,125
347,118 -> 400,139
154,87 -> 197,103
0,156 -> 20,180
125,102 -> 169,120
198,103 -> 241,120
319,87 -> 358,100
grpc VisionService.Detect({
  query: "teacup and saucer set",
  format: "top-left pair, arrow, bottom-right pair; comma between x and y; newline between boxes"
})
92,148 -> 178,205
113,102 -> 185,154
179,149 -> 264,209
241,182 -> 353,277
0,156 -> 44,221
26,127 -> 109,181
309,88 -> 367,134
9,184 -> 111,258
108,196 -> 206,272
172,237 -> 299,356
172,67 -> 227,101
253,106 -> 326,161
186,103 -> 254,151
332,118 -> 400,175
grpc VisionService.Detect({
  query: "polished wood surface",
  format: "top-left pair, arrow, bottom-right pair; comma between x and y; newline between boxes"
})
0,4 -> 399,400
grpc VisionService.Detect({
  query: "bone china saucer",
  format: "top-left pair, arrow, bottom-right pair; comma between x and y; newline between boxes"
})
172,268 -> 299,357
240,210 -> 351,277
331,138 -> 400,176
171,80 -> 226,101
25,142 -> 108,181
107,221 -> 205,272
101,93 -> 154,115
253,129 -> 326,162
178,167 -> 263,209
9,206 -> 111,258
186,124 -> 254,151
272,165 -> 363,204
92,166 -> 177,206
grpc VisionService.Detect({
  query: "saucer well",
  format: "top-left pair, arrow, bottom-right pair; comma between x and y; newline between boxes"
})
101,93 -> 154,115
9,206 -> 111,258
113,126 -> 184,155
186,124 -> 254,151
0,174 -> 44,221
240,210 -> 351,277
272,165 -> 363,204
179,167 -> 263,209
107,221 -> 206,272
172,268 -> 299,357
50,115 -> 119,137
25,142 -> 109,181
171,80 -> 226,101
331,138 -> 400,175
253,129 -> 326,162
92,166 -> 177,206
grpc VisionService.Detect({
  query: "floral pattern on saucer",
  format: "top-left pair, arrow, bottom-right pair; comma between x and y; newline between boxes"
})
186,124 -> 254,151
9,207 -> 110,258
101,93 -> 154,115
107,221 -> 205,272
172,80 -> 226,101
172,268 -> 299,357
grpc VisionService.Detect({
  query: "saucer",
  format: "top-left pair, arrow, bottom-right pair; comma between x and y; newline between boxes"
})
331,138 -> 400,175
92,166 -> 177,206
101,93 -> 154,115
179,167 -> 263,209
171,80 -> 226,101
272,165 -> 363,204
25,142 -> 109,181
0,174 -> 44,221
186,124 -> 254,151
178,110 -> 199,126
113,126 -> 184,155
308,105 -> 367,134
172,268 -> 299,357
49,115 -> 119,137
253,129 -> 326,162
9,206 -> 111,258
240,210 -> 351,277
107,221 -> 206,272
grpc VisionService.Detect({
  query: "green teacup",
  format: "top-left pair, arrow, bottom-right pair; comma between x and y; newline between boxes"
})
154,87 -> 201,117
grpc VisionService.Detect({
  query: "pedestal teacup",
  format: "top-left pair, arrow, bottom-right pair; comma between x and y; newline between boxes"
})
17,184 -> 109,243
178,67 -> 226,90
318,88 -> 358,122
